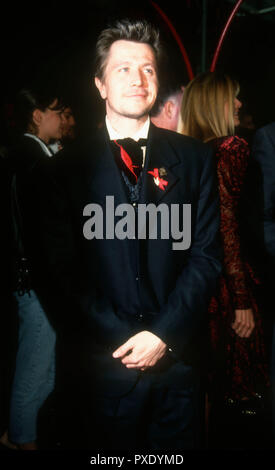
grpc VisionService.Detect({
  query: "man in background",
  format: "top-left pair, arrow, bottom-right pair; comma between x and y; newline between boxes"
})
150,77 -> 184,132
49,106 -> 76,153
6,88 -> 64,449
248,122 -> 275,448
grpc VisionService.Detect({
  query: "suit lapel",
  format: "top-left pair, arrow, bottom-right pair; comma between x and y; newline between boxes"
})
85,124 -> 181,206
85,126 -> 129,205
140,124 -> 180,204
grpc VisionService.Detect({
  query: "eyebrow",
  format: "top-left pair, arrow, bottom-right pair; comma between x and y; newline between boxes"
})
113,60 -> 156,68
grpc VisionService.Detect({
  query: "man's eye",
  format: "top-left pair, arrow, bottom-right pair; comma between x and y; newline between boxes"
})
119,67 -> 129,72
144,68 -> 154,74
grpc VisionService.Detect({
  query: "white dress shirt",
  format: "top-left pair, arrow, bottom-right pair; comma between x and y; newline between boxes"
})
105,117 -> 150,167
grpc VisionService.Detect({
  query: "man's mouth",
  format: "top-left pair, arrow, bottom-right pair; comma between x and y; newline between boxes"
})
126,92 -> 147,98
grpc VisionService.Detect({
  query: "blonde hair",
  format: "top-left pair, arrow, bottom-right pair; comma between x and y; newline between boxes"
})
178,72 -> 239,142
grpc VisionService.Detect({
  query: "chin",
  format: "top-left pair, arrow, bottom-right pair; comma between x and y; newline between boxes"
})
126,105 -> 154,119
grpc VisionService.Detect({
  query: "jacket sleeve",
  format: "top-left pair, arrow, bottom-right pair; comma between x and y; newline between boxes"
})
215,138 -> 251,309
149,147 -> 222,358
251,126 -> 275,267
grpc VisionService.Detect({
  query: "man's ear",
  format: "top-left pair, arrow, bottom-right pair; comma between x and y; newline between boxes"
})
95,77 -> 107,99
32,109 -> 43,127
164,100 -> 174,120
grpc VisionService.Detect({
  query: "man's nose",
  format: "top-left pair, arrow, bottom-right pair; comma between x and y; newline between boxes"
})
130,68 -> 144,86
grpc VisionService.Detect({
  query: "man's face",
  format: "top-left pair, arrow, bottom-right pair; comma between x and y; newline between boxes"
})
61,107 -> 76,140
38,99 -> 64,142
95,40 -> 158,123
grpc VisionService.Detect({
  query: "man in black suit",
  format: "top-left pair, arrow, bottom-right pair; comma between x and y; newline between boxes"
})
42,19 -> 221,450
249,122 -> 275,447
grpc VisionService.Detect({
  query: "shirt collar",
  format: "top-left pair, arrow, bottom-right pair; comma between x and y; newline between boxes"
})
105,116 -> 150,141
24,133 -> 53,157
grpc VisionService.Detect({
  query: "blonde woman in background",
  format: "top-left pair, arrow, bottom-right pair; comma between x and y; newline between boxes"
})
179,71 -> 270,446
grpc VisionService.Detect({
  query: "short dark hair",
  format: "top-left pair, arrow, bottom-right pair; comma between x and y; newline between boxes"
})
94,18 -> 161,81
13,88 -> 65,134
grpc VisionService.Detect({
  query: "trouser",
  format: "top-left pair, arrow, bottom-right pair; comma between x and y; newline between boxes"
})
9,290 -> 56,444
56,357 -> 205,451
271,320 -> 275,448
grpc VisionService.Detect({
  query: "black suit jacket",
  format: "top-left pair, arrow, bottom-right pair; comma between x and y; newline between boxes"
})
243,124 -> 275,283
240,122 -> 275,331
39,123 -> 222,394
8,135 -> 53,290
252,123 -> 275,265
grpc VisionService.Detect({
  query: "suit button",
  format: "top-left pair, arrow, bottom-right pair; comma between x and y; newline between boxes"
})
132,202 -> 137,207
137,313 -> 144,322
136,277 -> 139,281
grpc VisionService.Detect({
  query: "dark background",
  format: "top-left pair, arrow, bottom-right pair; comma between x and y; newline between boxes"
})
1,0 -> 275,140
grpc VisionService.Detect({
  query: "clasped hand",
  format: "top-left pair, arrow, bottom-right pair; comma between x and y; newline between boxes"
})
232,308 -> 255,338
112,330 -> 167,371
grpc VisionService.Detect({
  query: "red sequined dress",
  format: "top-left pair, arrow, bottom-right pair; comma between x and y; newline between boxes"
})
208,135 -> 269,401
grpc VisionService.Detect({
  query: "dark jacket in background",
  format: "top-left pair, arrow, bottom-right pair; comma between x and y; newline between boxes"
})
240,122 -> 275,352
8,135 -> 53,292
0,151 -> 17,436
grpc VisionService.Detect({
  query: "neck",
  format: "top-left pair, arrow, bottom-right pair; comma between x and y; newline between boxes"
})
106,112 -> 149,138
151,114 -> 173,131
27,127 -> 49,145
37,133 -> 49,145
